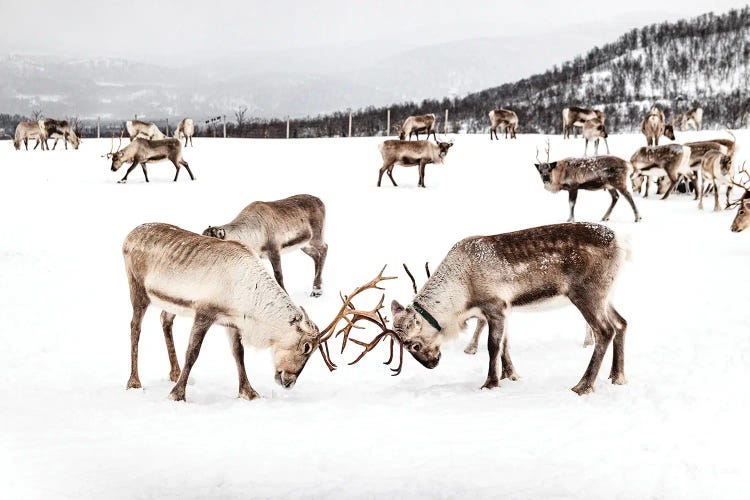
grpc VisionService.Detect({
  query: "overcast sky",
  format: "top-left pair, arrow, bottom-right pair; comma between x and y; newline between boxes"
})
1,0 -> 748,65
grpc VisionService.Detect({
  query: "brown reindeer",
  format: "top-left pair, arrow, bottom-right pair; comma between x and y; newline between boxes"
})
347,223 -> 630,395
698,151 -> 734,211
105,133 -> 194,183
399,114 -> 437,141
534,141 -> 640,222
582,118 -> 609,156
730,166 -> 750,232
488,109 -> 518,140
126,120 -> 166,141
641,108 -> 675,146
630,144 -> 692,199
202,195 -> 328,297
377,139 -> 453,188
562,106 -> 604,139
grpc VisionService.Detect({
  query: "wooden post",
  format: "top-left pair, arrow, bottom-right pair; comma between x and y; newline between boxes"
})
286,117 -> 290,139
166,118 -> 169,136
386,109 -> 390,137
223,115 -> 227,138
348,111 -> 352,137
444,109 -> 449,134
97,116 -> 100,138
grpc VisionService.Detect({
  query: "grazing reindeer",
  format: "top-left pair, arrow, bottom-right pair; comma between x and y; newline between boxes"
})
698,151 -> 734,211
641,108 -> 675,146
202,195 -> 328,297
42,119 -> 80,150
377,139 -> 453,188
488,109 -> 518,140
173,118 -> 195,147
684,139 -> 733,199
681,108 -> 704,131
730,167 -> 750,232
630,144 -> 692,200
533,141 -> 641,222
562,106 -> 604,139
13,121 -> 48,150
105,133 -> 195,183
348,224 -> 630,395
582,118 -> 609,156
122,223 -> 328,401
126,120 -> 166,141
399,114 -> 437,141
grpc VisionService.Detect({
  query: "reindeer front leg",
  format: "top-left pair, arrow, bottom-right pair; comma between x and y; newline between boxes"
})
160,311 -> 181,382
567,189 -> 578,222
713,180 -> 721,211
119,161 -> 139,183
481,303 -> 507,390
169,311 -> 215,401
418,160 -> 428,188
228,327 -> 260,400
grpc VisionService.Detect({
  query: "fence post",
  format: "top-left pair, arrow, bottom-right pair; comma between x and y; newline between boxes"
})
97,116 -> 100,138
166,118 -> 169,136
386,109 -> 390,137
286,117 -> 290,139
444,109 -> 449,134
223,115 -> 227,138
348,111 -> 352,137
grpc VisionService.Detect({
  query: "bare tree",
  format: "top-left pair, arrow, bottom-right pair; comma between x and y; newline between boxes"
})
31,109 -> 43,121
234,106 -> 248,137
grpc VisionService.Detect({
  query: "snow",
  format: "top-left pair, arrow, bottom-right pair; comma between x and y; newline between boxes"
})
1,131 -> 748,499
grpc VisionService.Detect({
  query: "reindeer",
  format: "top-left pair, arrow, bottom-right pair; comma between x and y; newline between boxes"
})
683,138 -> 734,199
13,121 -> 48,151
202,195 -> 328,297
562,106 -> 604,139
533,141 -> 640,222
582,118 -> 609,156
730,167 -> 750,232
377,139 -> 453,188
105,133 -> 195,183
42,119 -> 80,150
344,224 -> 629,395
399,114 -> 437,141
630,144 -> 692,200
488,109 -> 518,140
122,223 -> 334,401
683,108 -> 703,131
173,118 -> 195,147
126,120 -> 166,141
698,151 -> 735,211
641,107 -> 675,146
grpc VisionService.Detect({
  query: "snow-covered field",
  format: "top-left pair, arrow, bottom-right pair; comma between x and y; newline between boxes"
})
1,131 -> 748,499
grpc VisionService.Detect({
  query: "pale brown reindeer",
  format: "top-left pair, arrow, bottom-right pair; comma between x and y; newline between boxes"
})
534,141 -> 640,222
202,195 -> 328,297
346,223 -> 630,395
488,109 -> 518,140
729,166 -> 750,232
42,119 -> 80,150
105,133 -> 195,183
13,121 -> 48,151
582,118 -> 609,156
173,118 -> 195,147
399,114 -> 437,141
683,137 -> 734,199
698,151 -> 734,211
126,119 -> 166,141
122,223 -> 330,401
377,139 -> 453,188
562,106 -> 604,139
641,108 -> 675,146
630,144 -> 692,199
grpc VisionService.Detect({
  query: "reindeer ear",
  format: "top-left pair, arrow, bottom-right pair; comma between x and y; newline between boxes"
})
550,161 -> 558,169
391,300 -> 405,316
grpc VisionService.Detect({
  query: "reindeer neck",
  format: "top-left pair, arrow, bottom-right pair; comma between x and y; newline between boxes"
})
413,259 -> 468,335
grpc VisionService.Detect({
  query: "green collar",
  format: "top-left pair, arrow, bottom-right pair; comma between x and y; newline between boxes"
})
413,302 -> 442,332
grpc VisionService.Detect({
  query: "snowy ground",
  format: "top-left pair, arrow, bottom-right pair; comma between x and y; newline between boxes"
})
1,131 -> 748,499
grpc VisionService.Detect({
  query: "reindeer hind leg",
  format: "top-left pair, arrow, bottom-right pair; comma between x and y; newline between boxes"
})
160,311 -> 181,382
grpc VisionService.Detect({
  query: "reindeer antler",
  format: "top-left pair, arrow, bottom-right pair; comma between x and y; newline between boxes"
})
103,130 -> 124,158
317,266 -> 397,371
536,138 -> 550,163
728,162 -> 750,208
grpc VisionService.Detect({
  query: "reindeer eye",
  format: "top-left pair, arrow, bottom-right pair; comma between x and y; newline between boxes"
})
411,343 -> 421,352
302,342 -> 312,355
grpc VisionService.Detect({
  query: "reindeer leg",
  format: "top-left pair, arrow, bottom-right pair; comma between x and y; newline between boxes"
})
229,327 -> 259,400
464,317 -> 485,355
386,165 -> 397,187
302,240 -> 327,297
660,173 -> 679,200
604,137 -> 610,155
119,161 -> 139,183
173,161 -> 181,181
160,311 -> 181,382
606,305 -> 628,385
267,248 -> 286,292
52,138 -> 59,150
698,171 -> 706,209
480,303 -> 506,390
620,189 -> 641,222
568,292 -> 615,395
418,160 -> 427,188
490,127 -> 494,140
713,180 -> 721,211
126,278 -> 149,389
189,136 -> 193,147
726,185 -> 733,209
378,162 -> 390,187
141,163 -> 149,183
500,334 -> 520,380
169,311 -> 215,401
601,189 -> 620,221
584,139 -> 588,156
567,189 -> 578,222
179,160 -> 195,181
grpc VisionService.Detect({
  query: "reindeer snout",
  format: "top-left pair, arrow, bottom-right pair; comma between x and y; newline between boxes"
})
275,371 -> 297,389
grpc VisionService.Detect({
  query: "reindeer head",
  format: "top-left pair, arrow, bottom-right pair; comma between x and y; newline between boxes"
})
534,139 -> 559,191
437,140 -> 454,158
272,308 -> 320,389
104,131 -> 125,171
664,124 -> 676,140
202,226 -> 226,239
390,300 -> 442,369
730,164 -> 750,233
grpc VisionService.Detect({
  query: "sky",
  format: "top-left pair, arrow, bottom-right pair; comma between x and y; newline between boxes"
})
1,0 -> 748,65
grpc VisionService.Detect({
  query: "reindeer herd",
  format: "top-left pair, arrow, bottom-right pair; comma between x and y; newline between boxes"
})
7,104 -> 748,403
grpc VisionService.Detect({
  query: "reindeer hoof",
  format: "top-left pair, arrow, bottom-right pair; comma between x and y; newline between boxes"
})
610,374 -> 628,385
464,345 -> 478,355
168,388 -> 186,401
169,370 -> 181,383
571,382 -> 594,395
239,388 -> 260,401
502,370 -> 520,381
310,288 -> 322,298
117,179 -> 127,184
126,377 -> 142,389
481,379 -> 500,390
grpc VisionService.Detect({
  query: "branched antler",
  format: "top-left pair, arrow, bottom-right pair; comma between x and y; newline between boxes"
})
728,162 -> 750,208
